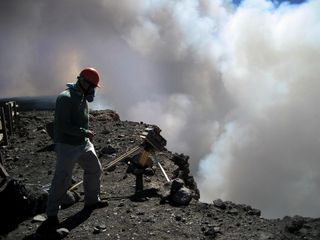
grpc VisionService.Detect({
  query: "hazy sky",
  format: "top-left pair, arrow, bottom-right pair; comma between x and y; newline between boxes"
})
0,0 -> 319,218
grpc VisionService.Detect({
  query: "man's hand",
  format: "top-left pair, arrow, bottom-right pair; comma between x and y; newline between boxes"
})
87,130 -> 95,141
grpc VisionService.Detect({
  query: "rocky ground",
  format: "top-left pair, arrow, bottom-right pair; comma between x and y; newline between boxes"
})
0,110 -> 320,240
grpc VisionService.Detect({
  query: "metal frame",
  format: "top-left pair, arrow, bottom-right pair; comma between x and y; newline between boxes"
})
0,107 -> 9,146
0,101 -> 19,146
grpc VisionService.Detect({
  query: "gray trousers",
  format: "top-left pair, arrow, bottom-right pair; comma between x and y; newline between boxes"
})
46,140 -> 102,216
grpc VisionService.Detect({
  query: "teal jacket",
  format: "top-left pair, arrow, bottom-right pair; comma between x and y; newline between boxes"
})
53,84 -> 90,145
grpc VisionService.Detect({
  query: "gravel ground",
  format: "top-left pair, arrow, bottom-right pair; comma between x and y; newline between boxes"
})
0,110 -> 319,240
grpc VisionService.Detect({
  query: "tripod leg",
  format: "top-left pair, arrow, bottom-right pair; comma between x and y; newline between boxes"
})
135,173 -> 144,194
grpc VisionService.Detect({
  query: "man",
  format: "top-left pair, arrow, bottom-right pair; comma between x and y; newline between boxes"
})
37,67 -> 108,233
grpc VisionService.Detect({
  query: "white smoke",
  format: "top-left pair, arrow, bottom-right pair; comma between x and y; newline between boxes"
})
1,0 -> 320,218
197,0 -> 320,218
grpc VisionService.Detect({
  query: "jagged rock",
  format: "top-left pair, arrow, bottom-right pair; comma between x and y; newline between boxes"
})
40,129 -> 47,134
93,224 -> 107,234
37,126 -> 44,131
214,227 -> 221,233
32,214 -> 46,223
240,204 -> 261,216
228,208 -> 239,215
60,190 -> 75,207
284,215 -> 306,233
172,187 -> 192,206
299,227 -> 309,235
90,110 -> 120,122
203,226 -> 217,237
160,178 -> 192,206
56,227 -> 70,237
101,128 -> 110,135
171,178 -> 184,192
171,154 -> 200,200
248,208 -> 261,217
61,190 -> 81,208
213,199 -> 227,210
100,145 -> 117,155
259,232 -> 275,240
172,153 -> 189,167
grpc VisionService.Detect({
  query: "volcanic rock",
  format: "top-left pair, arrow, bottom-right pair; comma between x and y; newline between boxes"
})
99,145 -> 117,156
171,178 -> 184,192
90,110 -> 120,122
60,190 -> 81,208
284,215 -> 306,233
172,186 -> 192,206
203,226 -> 218,237
161,178 -> 192,206
1,109 -> 320,240
213,198 -> 227,210
171,153 -> 200,200
32,214 -> 46,223
56,227 -> 70,237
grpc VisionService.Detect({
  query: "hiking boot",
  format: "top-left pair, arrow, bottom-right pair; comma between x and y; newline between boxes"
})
36,215 -> 59,234
84,199 -> 109,210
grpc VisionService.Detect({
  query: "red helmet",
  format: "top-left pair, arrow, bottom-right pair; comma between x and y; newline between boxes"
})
79,67 -> 100,87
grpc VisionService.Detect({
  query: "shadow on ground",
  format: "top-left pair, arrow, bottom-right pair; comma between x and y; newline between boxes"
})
23,208 -> 93,240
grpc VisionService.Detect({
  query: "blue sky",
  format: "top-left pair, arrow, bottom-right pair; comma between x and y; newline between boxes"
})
233,0 -> 307,5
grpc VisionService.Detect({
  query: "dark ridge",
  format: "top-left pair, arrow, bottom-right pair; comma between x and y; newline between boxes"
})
0,96 -> 56,111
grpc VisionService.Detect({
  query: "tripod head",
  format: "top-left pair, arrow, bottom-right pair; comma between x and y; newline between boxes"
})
140,126 -> 167,152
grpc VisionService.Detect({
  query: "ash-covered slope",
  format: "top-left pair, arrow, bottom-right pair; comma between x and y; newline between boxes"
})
1,110 -> 320,240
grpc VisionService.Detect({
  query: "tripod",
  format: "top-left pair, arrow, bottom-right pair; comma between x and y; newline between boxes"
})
69,126 -> 170,195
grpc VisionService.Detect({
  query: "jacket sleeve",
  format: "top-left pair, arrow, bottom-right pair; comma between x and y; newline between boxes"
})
55,95 -> 89,137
